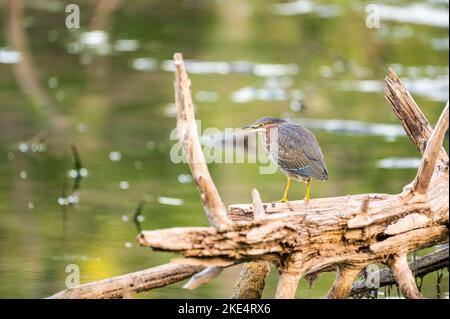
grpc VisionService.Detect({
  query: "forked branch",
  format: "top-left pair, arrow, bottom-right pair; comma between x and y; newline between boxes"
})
173,53 -> 232,230
413,102 -> 449,195
48,58 -> 448,299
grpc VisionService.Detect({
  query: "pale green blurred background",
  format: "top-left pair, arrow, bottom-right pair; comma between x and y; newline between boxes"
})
0,0 -> 448,298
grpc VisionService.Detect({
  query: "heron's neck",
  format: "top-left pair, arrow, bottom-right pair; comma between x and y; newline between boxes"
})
261,126 -> 279,152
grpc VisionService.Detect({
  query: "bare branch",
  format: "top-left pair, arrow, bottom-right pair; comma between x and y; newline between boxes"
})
48,263 -> 204,299
231,261 -> 270,299
384,213 -> 430,235
275,272 -> 303,299
413,102 -> 449,195
384,69 -> 448,163
229,191 -> 270,298
50,63 -> 449,299
350,247 -> 449,297
360,195 -> 370,214
275,253 -> 305,299
327,264 -> 363,299
173,53 -> 232,230
386,254 -> 423,299
370,226 -> 448,254
182,266 -> 222,290
252,188 -> 266,220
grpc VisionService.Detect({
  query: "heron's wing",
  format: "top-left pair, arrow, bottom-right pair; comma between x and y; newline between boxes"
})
273,123 -> 328,180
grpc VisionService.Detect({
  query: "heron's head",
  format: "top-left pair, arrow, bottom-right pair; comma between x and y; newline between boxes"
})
241,117 -> 287,132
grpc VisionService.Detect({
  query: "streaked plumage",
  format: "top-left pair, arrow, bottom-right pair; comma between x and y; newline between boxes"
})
266,122 -> 328,181
242,117 -> 329,203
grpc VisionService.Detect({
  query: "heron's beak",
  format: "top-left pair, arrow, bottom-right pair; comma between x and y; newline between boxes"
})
240,124 -> 258,131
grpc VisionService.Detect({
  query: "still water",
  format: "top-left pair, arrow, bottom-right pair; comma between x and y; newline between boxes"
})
0,0 -> 448,298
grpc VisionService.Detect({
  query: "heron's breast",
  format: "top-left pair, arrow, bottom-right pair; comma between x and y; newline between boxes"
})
260,130 -> 278,164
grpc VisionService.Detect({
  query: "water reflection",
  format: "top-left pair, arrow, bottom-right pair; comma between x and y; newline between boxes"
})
161,59 -> 298,76
339,76 -> 449,102
158,196 -> 184,206
376,157 -> 421,169
272,0 -> 449,28
132,57 -> 158,71
292,118 -> 406,139
271,0 -> 341,17
0,47 -> 22,64
109,151 -> 122,162
119,181 -> 130,190
78,30 -> 110,54
178,174 -> 193,184
114,39 -> 140,52
232,77 -> 303,103
375,3 -> 449,28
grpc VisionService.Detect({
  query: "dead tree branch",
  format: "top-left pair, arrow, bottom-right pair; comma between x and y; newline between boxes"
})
386,254 -> 423,299
327,264 -> 363,299
182,266 -> 222,290
413,102 -> 449,196
49,57 -> 448,299
137,63 -> 448,299
48,263 -> 204,299
173,53 -> 232,230
350,247 -> 449,297
231,261 -> 270,299
384,69 -> 448,163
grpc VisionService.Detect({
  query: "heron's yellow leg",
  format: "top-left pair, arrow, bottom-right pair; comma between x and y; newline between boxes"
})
281,177 -> 292,203
304,179 -> 311,203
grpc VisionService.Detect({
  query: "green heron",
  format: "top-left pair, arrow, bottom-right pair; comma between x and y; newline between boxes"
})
242,117 -> 328,204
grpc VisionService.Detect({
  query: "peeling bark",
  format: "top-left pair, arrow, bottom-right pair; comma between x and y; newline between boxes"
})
387,254 -> 423,299
48,263 -> 204,299
350,247 -> 449,297
327,264 -> 363,299
173,53 -> 232,230
231,261 -> 270,299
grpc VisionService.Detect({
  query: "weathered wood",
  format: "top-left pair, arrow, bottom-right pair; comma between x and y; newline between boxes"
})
350,247 -> 449,297
173,53 -> 232,230
252,188 -> 266,220
137,70 -> 449,298
274,253 -> 306,299
182,266 -> 222,290
48,59 -> 449,299
231,261 -> 270,299
275,272 -> 303,299
413,102 -> 449,195
385,213 -> 430,235
327,264 -> 363,299
386,254 -> 423,299
48,263 -> 204,299
138,189 -> 448,258
47,247 -> 449,299
229,190 -> 271,298
384,68 -> 448,163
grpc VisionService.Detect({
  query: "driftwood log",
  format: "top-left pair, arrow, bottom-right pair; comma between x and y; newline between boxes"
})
350,247 -> 449,298
49,54 -> 449,299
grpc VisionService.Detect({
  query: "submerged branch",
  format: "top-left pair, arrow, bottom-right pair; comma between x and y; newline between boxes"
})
48,263 -> 204,299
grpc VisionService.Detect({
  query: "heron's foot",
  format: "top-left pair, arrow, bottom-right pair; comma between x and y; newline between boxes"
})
304,197 -> 311,208
271,199 -> 286,204
274,198 -> 294,211
286,200 -> 294,211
